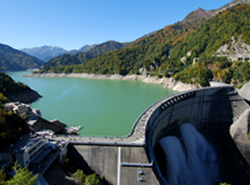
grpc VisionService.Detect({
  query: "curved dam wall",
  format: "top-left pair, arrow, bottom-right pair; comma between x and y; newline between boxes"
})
144,86 -> 250,185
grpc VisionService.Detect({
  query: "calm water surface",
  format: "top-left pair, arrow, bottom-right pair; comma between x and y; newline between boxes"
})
7,71 -> 176,137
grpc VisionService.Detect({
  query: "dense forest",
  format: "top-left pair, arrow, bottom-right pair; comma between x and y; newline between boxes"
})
0,72 -> 32,97
0,44 -> 44,71
170,4 -> 250,87
38,4 -> 250,87
170,4 -> 250,60
0,102 -> 30,148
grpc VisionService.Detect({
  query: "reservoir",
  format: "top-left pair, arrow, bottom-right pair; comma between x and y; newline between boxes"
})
7,71 -> 176,137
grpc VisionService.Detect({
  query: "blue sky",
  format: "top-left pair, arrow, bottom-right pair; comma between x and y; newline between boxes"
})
0,0 -> 230,50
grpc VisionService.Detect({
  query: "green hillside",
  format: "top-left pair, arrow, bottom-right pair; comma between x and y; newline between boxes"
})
170,4 -> 250,62
169,4 -> 250,86
41,41 -> 127,71
0,43 -> 44,71
0,72 -> 41,103
0,72 -> 31,96
0,55 -> 25,71
0,104 -> 30,148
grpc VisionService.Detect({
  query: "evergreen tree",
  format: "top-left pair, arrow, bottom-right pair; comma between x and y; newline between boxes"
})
5,162 -> 38,185
72,169 -> 86,185
0,170 -> 6,185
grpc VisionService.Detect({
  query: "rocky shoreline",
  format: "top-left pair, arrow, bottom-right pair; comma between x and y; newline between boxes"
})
24,73 -> 201,92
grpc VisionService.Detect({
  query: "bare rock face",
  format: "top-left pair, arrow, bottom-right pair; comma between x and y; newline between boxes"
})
31,117 -> 67,134
138,67 -> 147,76
110,74 -> 123,80
218,0 -> 250,13
216,37 -> 250,55
230,107 -> 250,164
238,81 -> 250,101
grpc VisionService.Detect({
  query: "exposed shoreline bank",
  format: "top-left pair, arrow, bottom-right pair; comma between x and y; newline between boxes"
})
24,73 -> 201,92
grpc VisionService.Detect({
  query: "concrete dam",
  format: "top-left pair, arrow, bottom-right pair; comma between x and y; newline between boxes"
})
145,86 -> 250,185
57,86 -> 250,185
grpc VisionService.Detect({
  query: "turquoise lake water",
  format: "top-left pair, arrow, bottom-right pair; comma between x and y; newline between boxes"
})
7,71 -> 176,137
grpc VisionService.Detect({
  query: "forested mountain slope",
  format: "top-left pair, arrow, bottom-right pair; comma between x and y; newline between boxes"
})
0,72 -> 41,102
170,4 -> 250,61
41,41 -> 128,70
170,4 -> 250,87
0,44 -> 43,71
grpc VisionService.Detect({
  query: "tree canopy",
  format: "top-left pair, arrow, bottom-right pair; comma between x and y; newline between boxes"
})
0,162 -> 38,185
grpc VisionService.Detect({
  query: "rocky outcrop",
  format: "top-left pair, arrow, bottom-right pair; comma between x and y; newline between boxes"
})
31,117 -> 67,134
124,75 -> 200,91
218,0 -> 250,13
216,37 -> 250,55
230,108 -> 250,164
7,89 -> 42,103
238,81 -> 250,101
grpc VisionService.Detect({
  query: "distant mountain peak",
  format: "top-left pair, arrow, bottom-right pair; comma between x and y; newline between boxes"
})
181,0 -> 250,26
196,7 -> 205,11
21,46 -> 68,62
21,44 -> 99,62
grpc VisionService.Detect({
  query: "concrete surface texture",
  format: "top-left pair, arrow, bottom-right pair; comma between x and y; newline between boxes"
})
73,145 -> 159,185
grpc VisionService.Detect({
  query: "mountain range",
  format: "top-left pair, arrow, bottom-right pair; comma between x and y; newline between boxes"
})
21,46 -> 67,62
41,41 -> 128,70
21,44 -> 97,62
1,0 -> 250,80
